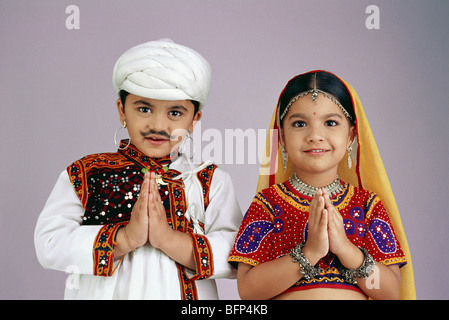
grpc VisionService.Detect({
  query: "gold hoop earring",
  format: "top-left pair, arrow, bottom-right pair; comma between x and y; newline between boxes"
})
114,120 -> 131,150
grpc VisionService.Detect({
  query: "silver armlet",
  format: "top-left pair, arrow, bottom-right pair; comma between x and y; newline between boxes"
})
290,242 -> 320,281
340,248 -> 375,284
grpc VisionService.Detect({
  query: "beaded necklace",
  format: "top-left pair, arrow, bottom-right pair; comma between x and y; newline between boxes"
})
288,173 -> 342,197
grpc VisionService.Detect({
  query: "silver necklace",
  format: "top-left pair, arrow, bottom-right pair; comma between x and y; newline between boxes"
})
288,173 -> 342,197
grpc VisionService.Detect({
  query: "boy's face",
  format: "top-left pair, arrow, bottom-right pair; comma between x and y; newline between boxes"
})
117,94 -> 201,158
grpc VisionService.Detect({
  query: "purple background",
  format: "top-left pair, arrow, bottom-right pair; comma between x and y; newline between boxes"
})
1,0 -> 448,299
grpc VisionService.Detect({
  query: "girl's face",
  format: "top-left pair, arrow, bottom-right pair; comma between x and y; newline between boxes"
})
281,93 -> 355,186
117,94 -> 201,158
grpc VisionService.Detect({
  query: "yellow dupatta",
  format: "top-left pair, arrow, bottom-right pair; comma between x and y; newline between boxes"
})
257,71 -> 416,299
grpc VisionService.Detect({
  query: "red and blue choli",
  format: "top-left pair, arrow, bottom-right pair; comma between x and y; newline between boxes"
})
228,181 -> 407,294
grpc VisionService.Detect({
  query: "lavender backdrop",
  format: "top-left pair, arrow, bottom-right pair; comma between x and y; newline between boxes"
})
1,0 -> 448,299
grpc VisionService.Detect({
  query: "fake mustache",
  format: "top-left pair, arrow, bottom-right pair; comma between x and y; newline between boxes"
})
140,129 -> 172,139
140,128 -> 190,142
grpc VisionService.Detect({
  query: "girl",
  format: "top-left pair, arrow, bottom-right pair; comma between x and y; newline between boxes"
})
228,71 -> 415,299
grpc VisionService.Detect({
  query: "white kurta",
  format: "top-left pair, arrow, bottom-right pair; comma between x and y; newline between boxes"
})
34,156 -> 242,299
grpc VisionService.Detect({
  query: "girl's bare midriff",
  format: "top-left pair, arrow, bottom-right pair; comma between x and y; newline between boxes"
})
273,288 -> 368,300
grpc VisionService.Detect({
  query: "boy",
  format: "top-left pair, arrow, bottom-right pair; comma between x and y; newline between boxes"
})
35,39 -> 242,299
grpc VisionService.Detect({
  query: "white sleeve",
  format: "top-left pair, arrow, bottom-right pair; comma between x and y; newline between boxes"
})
203,168 -> 243,279
34,170 -> 102,274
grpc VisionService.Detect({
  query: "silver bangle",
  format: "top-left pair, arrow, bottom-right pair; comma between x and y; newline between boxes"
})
339,248 -> 375,284
290,242 -> 320,281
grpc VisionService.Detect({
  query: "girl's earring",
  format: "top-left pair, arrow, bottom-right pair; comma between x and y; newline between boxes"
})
281,145 -> 288,171
114,119 -> 131,150
347,145 -> 353,169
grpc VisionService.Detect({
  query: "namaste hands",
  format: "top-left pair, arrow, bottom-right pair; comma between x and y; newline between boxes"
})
122,171 -> 173,251
303,189 -> 353,264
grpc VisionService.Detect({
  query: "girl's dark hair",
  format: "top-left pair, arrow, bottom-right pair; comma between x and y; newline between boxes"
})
278,71 -> 355,126
119,90 -> 200,115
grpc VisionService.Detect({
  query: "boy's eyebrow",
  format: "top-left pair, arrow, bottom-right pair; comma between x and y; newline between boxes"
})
133,100 -> 153,107
133,100 -> 188,112
169,105 -> 189,112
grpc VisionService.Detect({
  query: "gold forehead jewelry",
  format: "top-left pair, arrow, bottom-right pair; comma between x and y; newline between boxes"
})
279,73 -> 352,121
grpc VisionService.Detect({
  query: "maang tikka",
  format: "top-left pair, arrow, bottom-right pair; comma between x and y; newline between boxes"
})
311,73 -> 319,101
279,72 -> 352,122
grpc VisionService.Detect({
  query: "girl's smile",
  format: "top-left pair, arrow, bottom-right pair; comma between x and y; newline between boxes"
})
303,148 -> 331,155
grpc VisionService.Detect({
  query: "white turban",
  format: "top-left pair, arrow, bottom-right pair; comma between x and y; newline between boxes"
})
112,39 -> 211,110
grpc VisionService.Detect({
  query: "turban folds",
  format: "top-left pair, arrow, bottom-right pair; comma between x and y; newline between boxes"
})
112,39 -> 211,110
